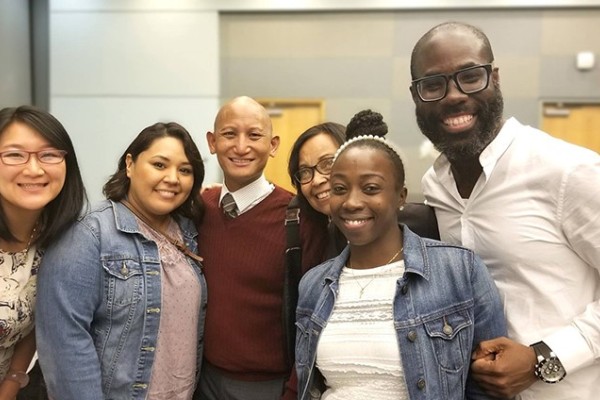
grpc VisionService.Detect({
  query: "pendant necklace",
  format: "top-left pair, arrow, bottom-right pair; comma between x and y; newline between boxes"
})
349,247 -> 403,298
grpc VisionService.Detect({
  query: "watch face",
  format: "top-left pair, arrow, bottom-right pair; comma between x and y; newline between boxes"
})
537,358 -> 566,383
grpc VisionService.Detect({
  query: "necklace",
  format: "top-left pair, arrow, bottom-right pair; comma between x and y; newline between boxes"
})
349,247 -> 403,298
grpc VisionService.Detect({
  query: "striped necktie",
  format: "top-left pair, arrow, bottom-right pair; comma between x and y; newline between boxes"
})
221,193 -> 238,218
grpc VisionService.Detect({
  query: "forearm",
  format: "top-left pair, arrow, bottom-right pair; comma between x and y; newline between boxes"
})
0,330 -> 36,400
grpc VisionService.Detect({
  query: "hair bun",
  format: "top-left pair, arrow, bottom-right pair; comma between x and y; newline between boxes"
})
345,109 -> 388,140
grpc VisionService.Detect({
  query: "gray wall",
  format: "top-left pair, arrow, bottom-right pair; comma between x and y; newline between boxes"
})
220,9 -> 600,200
0,0 -> 31,108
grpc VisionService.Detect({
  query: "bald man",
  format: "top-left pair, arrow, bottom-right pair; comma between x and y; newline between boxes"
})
411,22 -> 600,400
195,97 -> 326,400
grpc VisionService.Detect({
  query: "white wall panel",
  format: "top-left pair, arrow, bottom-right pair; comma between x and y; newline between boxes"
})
51,11 -> 218,96
51,97 -> 220,204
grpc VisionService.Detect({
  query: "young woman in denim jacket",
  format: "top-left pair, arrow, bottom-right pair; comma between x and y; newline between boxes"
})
36,122 -> 207,400
295,133 -> 507,400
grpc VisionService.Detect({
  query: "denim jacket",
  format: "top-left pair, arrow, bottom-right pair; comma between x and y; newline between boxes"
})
295,225 -> 506,400
36,200 -> 207,400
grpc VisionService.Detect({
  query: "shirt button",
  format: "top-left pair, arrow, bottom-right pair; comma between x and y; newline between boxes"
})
401,285 -> 408,295
417,378 -> 426,390
407,331 -> 417,342
443,324 -> 453,336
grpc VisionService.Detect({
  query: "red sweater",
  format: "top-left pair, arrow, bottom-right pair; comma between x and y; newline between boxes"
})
198,186 -> 327,381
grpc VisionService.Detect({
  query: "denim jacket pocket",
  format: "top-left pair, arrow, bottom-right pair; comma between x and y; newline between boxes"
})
102,258 -> 144,307
423,308 -> 472,372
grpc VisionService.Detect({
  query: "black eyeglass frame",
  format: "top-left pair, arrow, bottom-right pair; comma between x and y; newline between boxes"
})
412,63 -> 494,102
0,149 -> 68,165
294,156 -> 335,185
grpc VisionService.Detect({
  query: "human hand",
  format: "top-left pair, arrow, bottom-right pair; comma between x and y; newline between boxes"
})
471,336 -> 538,398
0,378 -> 19,400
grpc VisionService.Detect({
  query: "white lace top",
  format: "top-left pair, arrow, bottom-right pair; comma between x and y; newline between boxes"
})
0,245 -> 41,378
316,260 -> 409,400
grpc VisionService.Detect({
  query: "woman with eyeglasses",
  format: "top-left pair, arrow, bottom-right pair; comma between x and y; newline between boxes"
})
0,106 -> 87,400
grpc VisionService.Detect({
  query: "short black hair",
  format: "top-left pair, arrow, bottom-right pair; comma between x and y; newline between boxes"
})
410,21 -> 495,79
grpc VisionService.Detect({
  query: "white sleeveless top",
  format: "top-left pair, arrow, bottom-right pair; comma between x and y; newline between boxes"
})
316,260 -> 409,400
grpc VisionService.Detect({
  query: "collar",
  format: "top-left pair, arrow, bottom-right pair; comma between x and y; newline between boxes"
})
322,225 -> 430,284
432,117 -> 518,183
220,175 -> 274,212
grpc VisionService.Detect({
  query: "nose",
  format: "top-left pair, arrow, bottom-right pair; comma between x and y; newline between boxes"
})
312,169 -> 328,185
163,167 -> 180,184
342,188 -> 363,211
23,155 -> 45,176
233,135 -> 250,153
443,79 -> 468,103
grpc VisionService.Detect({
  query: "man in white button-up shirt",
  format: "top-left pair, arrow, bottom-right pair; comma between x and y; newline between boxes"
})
410,22 -> 600,400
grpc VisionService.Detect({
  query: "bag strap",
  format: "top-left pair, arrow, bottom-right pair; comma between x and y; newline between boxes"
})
283,196 -> 302,368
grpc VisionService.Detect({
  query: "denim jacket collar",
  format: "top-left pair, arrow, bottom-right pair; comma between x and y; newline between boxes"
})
109,199 -> 198,244
322,225 -> 430,286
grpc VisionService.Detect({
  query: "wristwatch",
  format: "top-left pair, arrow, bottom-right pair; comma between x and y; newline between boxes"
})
530,341 -> 566,384
3,370 -> 30,388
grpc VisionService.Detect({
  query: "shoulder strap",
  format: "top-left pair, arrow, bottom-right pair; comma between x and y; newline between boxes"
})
283,196 -> 302,368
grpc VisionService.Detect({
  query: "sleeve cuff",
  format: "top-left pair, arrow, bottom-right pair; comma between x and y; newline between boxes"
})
544,325 -> 595,373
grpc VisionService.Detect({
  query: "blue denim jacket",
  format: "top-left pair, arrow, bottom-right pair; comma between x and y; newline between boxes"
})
36,200 -> 207,400
295,225 -> 506,400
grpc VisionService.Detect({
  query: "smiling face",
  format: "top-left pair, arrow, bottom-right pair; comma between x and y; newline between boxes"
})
126,136 -> 194,228
0,122 -> 67,218
207,97 -> 279,192
329,146 -> 406,251
297,132 -> 340,216
411,28 -> 504,162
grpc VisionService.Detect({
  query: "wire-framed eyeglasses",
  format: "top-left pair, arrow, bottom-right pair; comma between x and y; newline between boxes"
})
412,63 -> 494,102
0,149 -> 68,165
294,156 -> 334,185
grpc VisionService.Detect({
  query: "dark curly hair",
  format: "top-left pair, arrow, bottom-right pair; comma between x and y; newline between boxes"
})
346,109 -> 388,139
339,109 -> 405,189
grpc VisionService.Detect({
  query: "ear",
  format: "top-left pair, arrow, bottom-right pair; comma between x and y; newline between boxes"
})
206,131 -> 217,154
492,67 -> 500,87
409,84 -> 420,105
125,154 -> 133,178
398,186 -> 408,209
269,135 -> 281,158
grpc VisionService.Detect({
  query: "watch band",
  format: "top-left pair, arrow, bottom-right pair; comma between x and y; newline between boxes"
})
530,341 -> 566,384
3,370 -> 30,388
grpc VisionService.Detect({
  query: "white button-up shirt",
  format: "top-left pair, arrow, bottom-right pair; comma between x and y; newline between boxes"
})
423,117 -> 600,400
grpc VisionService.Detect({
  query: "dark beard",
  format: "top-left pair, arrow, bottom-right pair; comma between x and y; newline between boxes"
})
416,88 -> 504,162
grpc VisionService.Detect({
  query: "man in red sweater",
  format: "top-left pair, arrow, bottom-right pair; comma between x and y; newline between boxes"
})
195,96 -> 326,400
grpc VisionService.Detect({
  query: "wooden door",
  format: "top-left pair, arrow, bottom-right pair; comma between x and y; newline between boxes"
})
259,99 -> 324,192
541,103 -> 600,154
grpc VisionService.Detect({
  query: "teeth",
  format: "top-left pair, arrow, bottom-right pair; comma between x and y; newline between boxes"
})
231,158 -> 251,165
444,115 -> 473,126
19,183 -> 45,188
316,191 -> 330,200
345,219 -> 368,226
157,190 -> 176,198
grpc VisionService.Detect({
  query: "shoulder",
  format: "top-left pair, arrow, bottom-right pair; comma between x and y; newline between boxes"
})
271,185 -> 294,201
200,187 -> 221,205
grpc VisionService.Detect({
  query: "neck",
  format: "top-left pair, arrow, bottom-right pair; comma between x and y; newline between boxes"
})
0,210 -> 41,252
349,228 -> 403,270
449,156 -> 483,199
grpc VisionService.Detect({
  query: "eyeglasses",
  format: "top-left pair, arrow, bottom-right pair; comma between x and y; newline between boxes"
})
412,63 -> 493,102
0,149 -> 68,165
294,156 -> 334,185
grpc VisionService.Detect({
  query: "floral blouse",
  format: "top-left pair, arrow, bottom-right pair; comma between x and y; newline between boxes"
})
0,246 -> 42,378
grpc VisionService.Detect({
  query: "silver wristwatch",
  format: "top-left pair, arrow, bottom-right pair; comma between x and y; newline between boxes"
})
530,341 -> 566,384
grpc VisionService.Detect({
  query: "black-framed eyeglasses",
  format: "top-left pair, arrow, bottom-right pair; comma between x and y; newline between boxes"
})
294,156 -> 334,185
0,149 -> 68,165
412,63 -> 494,102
